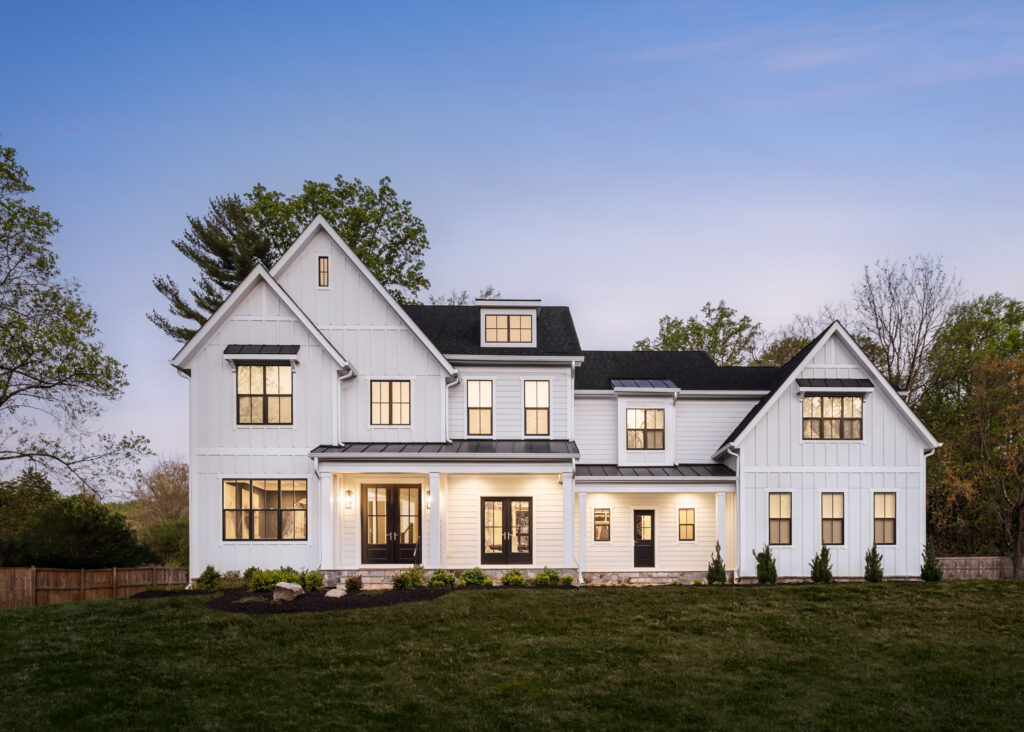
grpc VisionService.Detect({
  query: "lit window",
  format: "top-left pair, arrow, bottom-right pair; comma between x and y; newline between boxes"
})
769,492 -> 791,545
874,493 -> 896,545
822,493 -> 844,545
484,313 -> 532,343
626,408 -> 664,450
370,380 -> 410,425
467,380 -> 492,436
678,508 -> 695,541
237,364 -> 292,425
524,380 -> 550,435
594,508 -> 610,541
803,396 -> 863,440
318,256 -> 329,287
223,479 -> 307,541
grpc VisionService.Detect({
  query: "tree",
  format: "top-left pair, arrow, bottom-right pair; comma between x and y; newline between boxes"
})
428,285 -> 501,306
634,301 -> 763,366
0,468 -> 59,562
0,143 -> 149,495
130,459 -> 189,526
942,353 -> 1024,577
851,255 -> 961,407
150,176 -> 431,342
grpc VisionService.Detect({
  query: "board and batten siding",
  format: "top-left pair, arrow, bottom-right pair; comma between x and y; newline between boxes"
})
448,366 -> 571,440
736,333 -> 929,578
444,474 -> 564,568
675,399 -> 760,463
573,396 -> 618,463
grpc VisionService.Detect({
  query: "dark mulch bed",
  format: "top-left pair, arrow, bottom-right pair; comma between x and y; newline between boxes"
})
205,587 -> 456,614
131,589 -> 219,600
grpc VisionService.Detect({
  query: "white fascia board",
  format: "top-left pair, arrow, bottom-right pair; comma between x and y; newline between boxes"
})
444,354 -> 583,366
312,453 -> 578,463
170,265 -> 350,374
270,215 -> 456,377
795,385 -> 875,395
574,390 -> 618,398
313,460 -> 574,474
575,481 -> 736,493
675,390 -> 770,398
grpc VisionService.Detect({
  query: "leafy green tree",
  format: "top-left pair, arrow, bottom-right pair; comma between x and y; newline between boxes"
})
150,176 -> 431,342
0,468 -> 59,562
0,143 -> 149,494
634,301 -> 763,366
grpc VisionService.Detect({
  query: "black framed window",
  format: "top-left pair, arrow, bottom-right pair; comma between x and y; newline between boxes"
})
237,364 -> 292,424
467,380 -> 492,436
223,479 -> 307,541
822,492 -> 844,545
626,408 -> 664,450
769,492 -> 791,545
874,492 -> 896,545
318,256 -> 329,287
484,314 -> 532,343
524,380 -> 550,435
594,508 -> 610,541
370,380 -> 410,425
803,396 -> 863,440
678,508 -> 695,541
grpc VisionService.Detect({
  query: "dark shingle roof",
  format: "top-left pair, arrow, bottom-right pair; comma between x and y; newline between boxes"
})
224,344 -> 300,355
575,350 -> 779,391
402,305 -> 582,356
576,464 -> 735,478
312,440 -> 579,458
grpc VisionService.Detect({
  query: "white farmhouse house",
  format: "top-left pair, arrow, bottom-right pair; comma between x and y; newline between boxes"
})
171,216 -> 940,584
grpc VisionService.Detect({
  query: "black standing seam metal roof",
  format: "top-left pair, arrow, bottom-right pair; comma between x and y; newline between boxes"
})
796,378 -> 874,388
401,304 -> 583,356
576,350 -> 779,391
312,440 -> 579,457
610,378 -> 679,389
224,344 -> 300,355
717,324 -> 838,452
575,464 -> 735,478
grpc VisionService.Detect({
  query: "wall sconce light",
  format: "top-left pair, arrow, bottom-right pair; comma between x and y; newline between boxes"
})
426,488 -> 432,509
344,489 -> 353,510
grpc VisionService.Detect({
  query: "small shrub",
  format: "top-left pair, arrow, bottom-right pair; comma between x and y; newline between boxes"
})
752,545 -> 778,585
707,540 -> 727,585
300,570 -> 325,592
559,575 -> 574,586
345,575 -> 363,592
864,544 -> 884,582
248,566 -> 302,591
532,567 -> 560,586
219,570 -> 246,589
810,545 -> 833,583
194,565 -> 220,590
242,566 -> 259,585
458,567 -> 493,587
427,569 -> 456,587
692,579 -> 704,586
920,541 -> 943,582
392,564 -> 426,590
501,568 -> 526,586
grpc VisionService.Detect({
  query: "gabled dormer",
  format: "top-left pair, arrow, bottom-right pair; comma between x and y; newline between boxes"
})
476,298 -> 540,348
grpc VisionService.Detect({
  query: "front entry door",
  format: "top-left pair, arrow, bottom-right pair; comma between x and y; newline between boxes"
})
362,485 -> 421,564
481,497 -> 533,564
634,510 -> 655,567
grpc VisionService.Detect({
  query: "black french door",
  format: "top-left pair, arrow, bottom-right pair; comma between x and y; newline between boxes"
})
362,485 -> 421,564
481,497 -> 533,565
634,510 -> 655,567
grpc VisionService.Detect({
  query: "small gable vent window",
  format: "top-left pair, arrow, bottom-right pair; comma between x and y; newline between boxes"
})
485,313 -> 532,343
318,256 -> 329,287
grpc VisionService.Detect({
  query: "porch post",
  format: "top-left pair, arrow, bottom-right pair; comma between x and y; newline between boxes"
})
428,472 -> 441,569
562,471 -> 575,568
319,471 -> 333,569
716,490 -> 726,552
577,490 -> 587,578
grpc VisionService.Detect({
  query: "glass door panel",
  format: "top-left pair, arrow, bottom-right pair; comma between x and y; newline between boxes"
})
483,499 -> 504,558
362,485 -> 421,564
481,497 -> 533,564
509,500 -> 532,563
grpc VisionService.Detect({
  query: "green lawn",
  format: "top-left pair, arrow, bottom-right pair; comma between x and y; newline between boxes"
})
2,582 -> 1023,730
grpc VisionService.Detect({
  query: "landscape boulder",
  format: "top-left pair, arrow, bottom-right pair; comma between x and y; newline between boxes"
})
273,582 -> 304,602
325,587 -> 346,598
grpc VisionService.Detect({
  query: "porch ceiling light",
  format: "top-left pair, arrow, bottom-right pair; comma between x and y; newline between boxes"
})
344,489 -> 353,510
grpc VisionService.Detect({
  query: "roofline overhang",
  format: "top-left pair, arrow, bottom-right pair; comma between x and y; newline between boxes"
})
575,474 -> 736,483
575,389 -> 770,398
311,452 -> 578,463
444,354 -> 585,366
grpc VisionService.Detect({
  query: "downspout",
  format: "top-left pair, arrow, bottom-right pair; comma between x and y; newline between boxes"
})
176,367 -> 195,589
444,371 -> 461,443
726,445 -> 741,584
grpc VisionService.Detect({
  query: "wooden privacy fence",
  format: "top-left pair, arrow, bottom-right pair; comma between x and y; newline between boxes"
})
0,566 -> 188,610
938,556 -> 1015,579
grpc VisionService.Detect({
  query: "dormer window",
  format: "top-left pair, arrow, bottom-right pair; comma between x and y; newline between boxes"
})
485,314 -> 532,343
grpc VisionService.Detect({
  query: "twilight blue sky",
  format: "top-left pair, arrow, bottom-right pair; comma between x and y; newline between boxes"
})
3,1 -> 1023,464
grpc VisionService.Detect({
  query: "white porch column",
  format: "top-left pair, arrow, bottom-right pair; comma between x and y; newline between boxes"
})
319,470 -> 333,569
428,472 -> 441,569
716,490 -> 727,552
562,471 -> 575,568
577,490 -> 587,578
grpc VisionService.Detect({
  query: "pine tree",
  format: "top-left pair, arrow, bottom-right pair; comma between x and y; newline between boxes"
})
753,545 -> 778,584
920,540 -> 943,581
864,543 -> 885,582
706,541 -> 727,584
810,545 -> 833,583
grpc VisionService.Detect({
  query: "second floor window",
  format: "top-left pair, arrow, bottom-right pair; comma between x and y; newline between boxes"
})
318,256 -> 329,287
485,314 -> 532,343
626,408 -> 664,450
371,380 -> 410,425
769,492 -> 791,545
237,364 -> 292,425
524,380 -> 550,435
467,380 -> 492,435
802,395 -> 863,440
